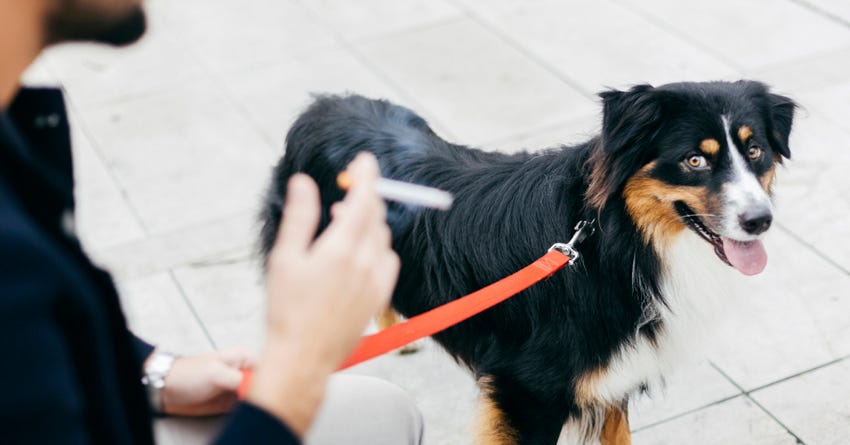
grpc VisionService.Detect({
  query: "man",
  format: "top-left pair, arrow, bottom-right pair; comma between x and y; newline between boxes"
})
0,0 -> 421,443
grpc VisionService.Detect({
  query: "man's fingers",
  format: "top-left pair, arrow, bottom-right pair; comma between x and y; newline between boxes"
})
328,154 -> 385,241
218,347 -> 257,370
274,174 -> 321,253
212,364 -> 245,391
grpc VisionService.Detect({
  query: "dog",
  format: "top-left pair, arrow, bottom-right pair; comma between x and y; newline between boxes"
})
259,80 -> 795,444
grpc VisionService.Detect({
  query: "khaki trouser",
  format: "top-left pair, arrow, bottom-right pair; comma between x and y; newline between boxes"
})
306,374 -> 425,445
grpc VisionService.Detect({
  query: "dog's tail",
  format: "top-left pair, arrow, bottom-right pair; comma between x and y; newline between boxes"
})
259,94 -> 448,260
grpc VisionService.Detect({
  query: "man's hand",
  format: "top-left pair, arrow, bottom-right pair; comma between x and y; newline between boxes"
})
161,348 -> 255,416
247,152 -> 400,436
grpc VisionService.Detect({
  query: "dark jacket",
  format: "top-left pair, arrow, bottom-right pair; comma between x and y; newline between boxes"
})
0,87 -> 296,444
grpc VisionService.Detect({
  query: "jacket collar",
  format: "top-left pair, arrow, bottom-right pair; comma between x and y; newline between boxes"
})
0,87 -> 75,227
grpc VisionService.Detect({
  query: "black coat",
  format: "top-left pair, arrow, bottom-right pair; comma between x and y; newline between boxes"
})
0,88 -> 295,444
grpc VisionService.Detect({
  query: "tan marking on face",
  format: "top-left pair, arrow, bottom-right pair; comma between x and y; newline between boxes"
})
760,165 -> 776,193
738,126 -> 752,144
623,162 -> 719,248
475,377 -> 518,445
699,138 -> 720,156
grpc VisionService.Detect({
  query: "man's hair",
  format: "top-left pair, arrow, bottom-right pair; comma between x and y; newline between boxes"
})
46,1 -> 147,46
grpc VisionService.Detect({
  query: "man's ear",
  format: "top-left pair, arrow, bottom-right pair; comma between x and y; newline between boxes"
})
586,84 -> 663,209
766,93 -> 796,160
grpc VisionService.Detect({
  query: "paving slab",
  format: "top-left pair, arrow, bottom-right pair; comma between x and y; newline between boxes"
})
632,396 -> 798,445
752,358 -> 850,445
157,0 -> 337,75
456,0 -> 737,93
618,0 -> 850,70
218,47 -> 415,148
78,78 -> 276,235
116,272 -> 213,355
300,0 -> 462,42
707,228 -> 850,390
355,17 -> 596,145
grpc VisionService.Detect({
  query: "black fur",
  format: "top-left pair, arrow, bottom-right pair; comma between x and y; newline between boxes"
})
259,80 -> 794,443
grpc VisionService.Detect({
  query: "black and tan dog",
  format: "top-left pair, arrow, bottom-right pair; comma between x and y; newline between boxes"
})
259,81 -> 794,444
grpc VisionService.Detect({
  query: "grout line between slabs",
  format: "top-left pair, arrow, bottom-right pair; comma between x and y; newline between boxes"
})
59,90 -> 153,238
709,362 -> 807,444
448,0 -> 596,101
789,0 -> 850,30
737,354 -> 850,395
291,0 -> 461,142
481,113 -> 600,149
608,0 -> 744,73
777,223 -> 850,277
630,392 -> 745,433
167,269 -> 219,350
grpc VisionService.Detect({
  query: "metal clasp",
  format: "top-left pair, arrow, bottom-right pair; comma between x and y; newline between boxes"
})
548,219 -> 596,265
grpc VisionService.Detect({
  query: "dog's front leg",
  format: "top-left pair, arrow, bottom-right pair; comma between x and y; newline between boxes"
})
599,406 -> 630,445
474,376 -> 565,444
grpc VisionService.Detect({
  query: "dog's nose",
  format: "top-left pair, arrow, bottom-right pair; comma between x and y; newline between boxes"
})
738,208 -> 772,235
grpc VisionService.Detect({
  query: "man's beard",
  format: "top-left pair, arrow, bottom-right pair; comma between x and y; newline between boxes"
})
46,1 -> 147,46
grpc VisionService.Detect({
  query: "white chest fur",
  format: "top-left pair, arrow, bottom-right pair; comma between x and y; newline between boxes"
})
558,231 -> 733,445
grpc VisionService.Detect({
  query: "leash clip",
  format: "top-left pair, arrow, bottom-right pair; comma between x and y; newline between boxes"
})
548,219 -> 596,265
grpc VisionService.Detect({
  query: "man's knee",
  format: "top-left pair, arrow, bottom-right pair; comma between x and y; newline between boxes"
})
306,374 -> 424,445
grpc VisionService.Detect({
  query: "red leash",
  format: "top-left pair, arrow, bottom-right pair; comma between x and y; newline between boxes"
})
238,221 -> 595,398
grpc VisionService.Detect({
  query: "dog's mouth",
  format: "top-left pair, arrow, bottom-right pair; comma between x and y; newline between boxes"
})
673,202 -> 768,276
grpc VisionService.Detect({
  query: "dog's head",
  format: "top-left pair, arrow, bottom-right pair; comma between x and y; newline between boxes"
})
585,80 -> 796,275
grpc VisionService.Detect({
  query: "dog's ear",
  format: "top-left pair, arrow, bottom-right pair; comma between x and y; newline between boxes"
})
765,93 -> 796,160
586,84 -> 663,209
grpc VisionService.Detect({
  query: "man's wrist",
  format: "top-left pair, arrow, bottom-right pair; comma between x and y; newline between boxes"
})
245,344 -> 334,437
141,350 -> 178,414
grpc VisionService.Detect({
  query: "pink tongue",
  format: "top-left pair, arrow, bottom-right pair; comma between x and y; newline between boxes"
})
722,238 -> 767,275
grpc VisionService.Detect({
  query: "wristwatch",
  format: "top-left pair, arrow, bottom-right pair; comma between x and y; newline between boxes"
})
141,350 -> 177,414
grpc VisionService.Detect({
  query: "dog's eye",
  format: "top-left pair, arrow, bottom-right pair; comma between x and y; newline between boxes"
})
747,146 -> 763,160
685,155 -> 709,171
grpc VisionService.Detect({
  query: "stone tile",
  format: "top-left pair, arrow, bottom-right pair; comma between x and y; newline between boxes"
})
484,113 -> 600,154
632,396 -> 797,444
747,45 -> 850,94
356,18 -> 596,145
171,259 -> 266,350
620,0 -> 850,70
804,0 -> 850,23
774,112 -> 850,271
798,79 -> 850,135
42,15 -> 207,109
79,78 -> 277,234
219,48 -> 412,148
159,0 -> 337,74
457,0 -> 737,93
301,0 -> 462,42
68,111 -> 147,251
91,212 -> 257,281
707,228 -> 850,390
347,338 -> 478,445
116,272 -> 213,355
751,358 -> 850,445
629,361 -> 740,430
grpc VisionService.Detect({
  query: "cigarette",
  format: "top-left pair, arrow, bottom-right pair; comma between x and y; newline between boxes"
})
337,172 -> 454,210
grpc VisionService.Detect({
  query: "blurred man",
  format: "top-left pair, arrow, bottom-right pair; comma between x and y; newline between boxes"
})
0,1 -> 420,443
